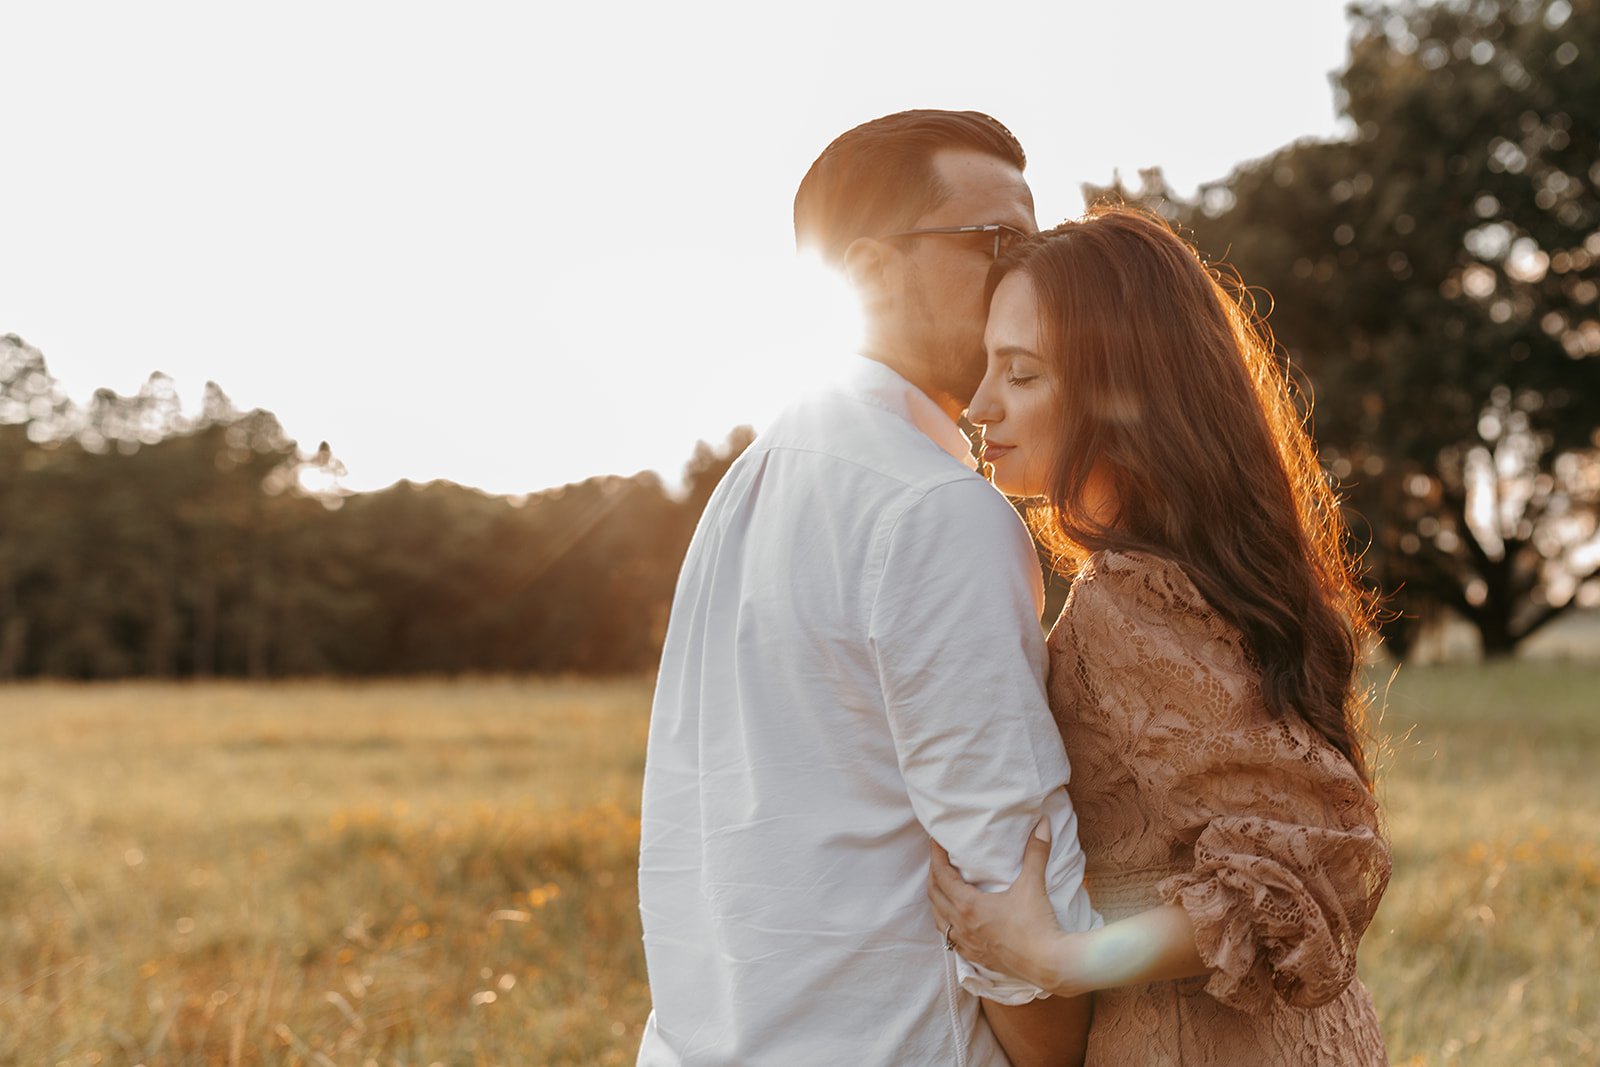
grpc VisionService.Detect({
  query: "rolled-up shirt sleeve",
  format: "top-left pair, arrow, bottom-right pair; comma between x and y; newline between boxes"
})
867,477 -> 1102,1004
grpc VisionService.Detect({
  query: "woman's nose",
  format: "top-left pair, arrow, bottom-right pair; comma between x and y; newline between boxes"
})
967,380 -> 1001,426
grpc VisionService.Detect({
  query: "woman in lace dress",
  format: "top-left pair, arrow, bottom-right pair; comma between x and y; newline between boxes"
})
928,206 -> 1390,1065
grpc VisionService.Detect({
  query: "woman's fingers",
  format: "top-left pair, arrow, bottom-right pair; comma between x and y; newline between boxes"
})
928,844 -> 961,918
926,822 -> 1068,982
932,818 -> 1051,908
1019,816 -> 1052,890
929,840 -> 967,895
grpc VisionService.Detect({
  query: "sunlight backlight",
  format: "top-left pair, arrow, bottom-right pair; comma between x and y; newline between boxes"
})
761,251 -> 867,398
0,0 -> 1356,496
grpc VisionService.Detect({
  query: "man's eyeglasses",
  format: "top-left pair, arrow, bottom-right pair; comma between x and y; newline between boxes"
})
878,223 -> 1030,260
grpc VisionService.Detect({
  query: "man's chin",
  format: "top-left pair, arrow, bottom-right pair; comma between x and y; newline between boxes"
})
895,343 -> 983,411
946,371 -> 986,410
921,352 -> 983,404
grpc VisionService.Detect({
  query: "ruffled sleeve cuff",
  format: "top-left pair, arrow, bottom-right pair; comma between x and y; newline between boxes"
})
1157,816 -> 1389,1013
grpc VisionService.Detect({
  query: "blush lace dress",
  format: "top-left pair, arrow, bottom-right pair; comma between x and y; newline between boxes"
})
1049,551 -> 1390,1066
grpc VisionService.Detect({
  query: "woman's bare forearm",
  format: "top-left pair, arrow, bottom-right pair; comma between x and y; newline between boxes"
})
1041,904 -> 1208,997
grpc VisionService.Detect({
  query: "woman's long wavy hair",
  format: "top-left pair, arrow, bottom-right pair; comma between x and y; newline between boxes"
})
995,204 -> 1377,786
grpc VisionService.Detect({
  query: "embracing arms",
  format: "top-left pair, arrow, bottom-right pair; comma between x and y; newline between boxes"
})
870,480 -> 1101,1061
930,553 -> 1391,1016
930,819 -> 1208,999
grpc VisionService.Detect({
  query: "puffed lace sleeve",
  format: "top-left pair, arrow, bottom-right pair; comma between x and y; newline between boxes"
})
1072,551 -> 1391,1014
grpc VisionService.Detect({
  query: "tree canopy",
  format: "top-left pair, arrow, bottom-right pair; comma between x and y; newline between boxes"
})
1090,0 -> 1599,657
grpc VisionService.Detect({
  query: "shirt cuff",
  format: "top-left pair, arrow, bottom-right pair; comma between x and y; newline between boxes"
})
955,956 -> 1049,1005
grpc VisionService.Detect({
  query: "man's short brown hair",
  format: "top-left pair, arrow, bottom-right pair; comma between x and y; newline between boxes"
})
793,110 -> 1027,268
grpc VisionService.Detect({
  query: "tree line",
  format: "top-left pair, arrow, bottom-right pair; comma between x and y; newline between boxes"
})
0,332 -> 752,679
2,0 -> 1596,677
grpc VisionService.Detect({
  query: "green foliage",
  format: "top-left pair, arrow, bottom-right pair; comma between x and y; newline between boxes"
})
1090,0 -> 1600,657
0,333 -> 751,679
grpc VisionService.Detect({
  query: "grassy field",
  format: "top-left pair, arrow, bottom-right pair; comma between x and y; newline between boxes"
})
1,664 -> 1596,1066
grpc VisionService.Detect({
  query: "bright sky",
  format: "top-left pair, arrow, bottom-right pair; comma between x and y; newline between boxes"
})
2,0 -> 1353,496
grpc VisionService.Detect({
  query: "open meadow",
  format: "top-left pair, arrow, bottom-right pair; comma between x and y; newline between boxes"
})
2,663 -> 1597,1066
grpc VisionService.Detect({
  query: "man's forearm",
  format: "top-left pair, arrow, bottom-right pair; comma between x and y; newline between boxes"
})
982,993 -> 1092,1067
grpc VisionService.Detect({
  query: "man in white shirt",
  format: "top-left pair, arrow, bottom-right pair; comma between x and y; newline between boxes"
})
637,110 -> 1099,1067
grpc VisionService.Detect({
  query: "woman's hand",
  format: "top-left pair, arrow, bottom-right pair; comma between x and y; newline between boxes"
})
928,818 -> 1089,997
931,819 -> 1212,998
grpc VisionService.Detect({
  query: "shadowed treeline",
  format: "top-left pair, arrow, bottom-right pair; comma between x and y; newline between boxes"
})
0,333 -> 753,679
3,0 -> 1597,677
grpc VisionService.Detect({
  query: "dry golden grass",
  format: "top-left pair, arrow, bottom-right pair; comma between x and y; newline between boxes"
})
1,664 -> 1596,1065
1,678 -> 651,1066
1362,662 -> 1600,1066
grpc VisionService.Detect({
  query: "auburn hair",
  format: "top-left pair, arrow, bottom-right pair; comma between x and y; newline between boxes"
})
994,204 -> 1377,785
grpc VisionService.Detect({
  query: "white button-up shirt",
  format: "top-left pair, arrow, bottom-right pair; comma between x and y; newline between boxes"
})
637,357 -> 1098,1067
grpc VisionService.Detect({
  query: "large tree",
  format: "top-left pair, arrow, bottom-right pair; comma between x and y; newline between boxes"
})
1102,0 -> 1600,657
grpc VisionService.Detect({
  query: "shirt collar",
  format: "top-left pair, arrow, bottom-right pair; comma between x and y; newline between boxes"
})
844,356 -> 979,471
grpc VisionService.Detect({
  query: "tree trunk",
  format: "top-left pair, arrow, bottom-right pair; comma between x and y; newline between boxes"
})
0,616 -> 25,679
1475,612 -> 1518,659
1377,611 -> 1424,661
146,546 -> 177,677
192,569 -> 217,678
1470,546 -> 1523,660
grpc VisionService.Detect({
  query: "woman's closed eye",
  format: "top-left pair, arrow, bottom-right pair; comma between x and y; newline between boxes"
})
1006,372 -> 1039,387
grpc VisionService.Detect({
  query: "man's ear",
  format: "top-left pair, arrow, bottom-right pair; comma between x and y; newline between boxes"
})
842,237 -> 892,300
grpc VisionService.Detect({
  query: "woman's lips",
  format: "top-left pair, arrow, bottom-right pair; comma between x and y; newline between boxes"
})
982,443 -> 1016,462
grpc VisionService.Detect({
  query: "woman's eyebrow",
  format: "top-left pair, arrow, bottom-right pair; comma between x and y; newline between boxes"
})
992,345 -> 1040,359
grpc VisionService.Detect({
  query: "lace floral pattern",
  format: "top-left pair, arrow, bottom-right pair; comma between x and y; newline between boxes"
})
1050,550 -> 1391,1066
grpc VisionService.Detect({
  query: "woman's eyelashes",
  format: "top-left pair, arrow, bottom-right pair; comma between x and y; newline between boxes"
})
1004,360 -> 1042,387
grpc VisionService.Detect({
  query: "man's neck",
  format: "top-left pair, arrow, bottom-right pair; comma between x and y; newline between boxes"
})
857,348 -> 964,423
